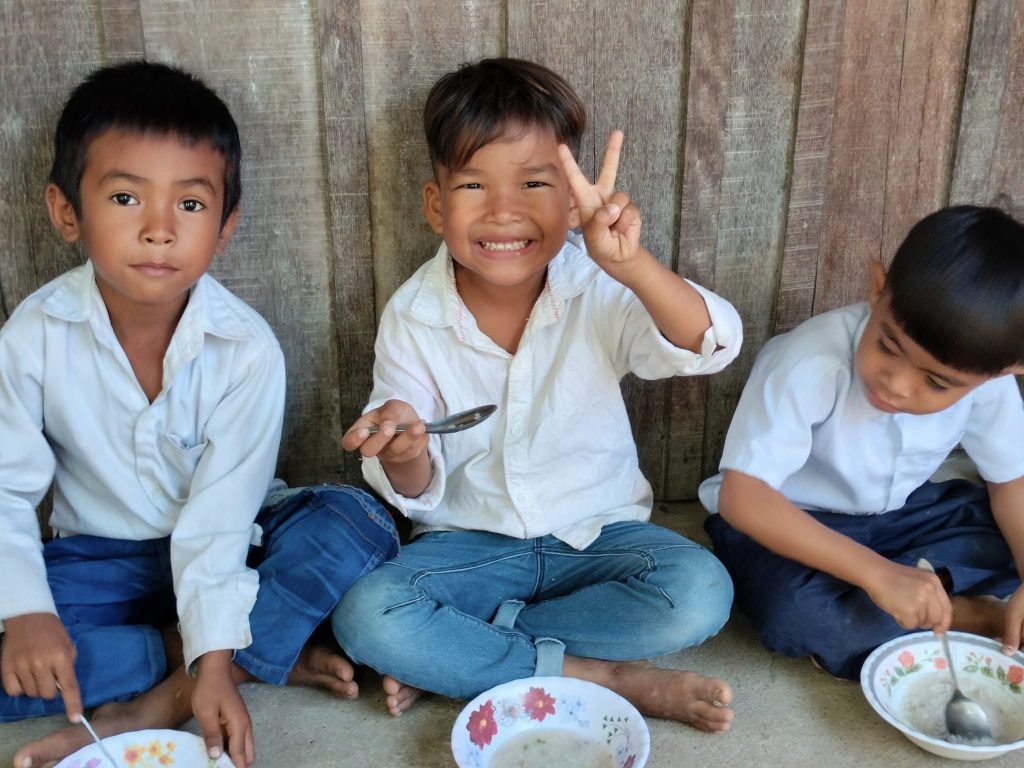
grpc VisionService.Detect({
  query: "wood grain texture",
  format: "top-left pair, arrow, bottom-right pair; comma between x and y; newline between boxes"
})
315,0 -> 377,481
879,0 -> 971,263
774,0 -> 845,335
699,0 -> 805,483
0,2 -> 105,323
951,0 -> 1024,217
813,0 -> 905,313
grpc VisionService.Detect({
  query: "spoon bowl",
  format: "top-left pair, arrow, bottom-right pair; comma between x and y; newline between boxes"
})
916,559 -> 995,744
366,404 -> 497,435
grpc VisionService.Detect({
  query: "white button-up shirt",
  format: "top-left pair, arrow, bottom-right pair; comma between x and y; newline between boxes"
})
699,303 -> 1024,515
0,262 -> 285,668
362,232 -> 742,549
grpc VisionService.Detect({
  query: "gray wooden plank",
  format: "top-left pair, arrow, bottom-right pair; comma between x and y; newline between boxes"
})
880,0 -> 972,263
316,0 -> 378,483
0,1 -> 105,323
951,0 -> 1024,218
699,0 -> 806,484
668,0 -> 733,498
812,0 -> 905,313
774,0 -> 846,335
138,0 -> 342,486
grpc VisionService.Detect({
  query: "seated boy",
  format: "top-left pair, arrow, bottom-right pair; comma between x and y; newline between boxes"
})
0,61 -> 398,768
334,58 -> 742,732
700,205 -> 1024,680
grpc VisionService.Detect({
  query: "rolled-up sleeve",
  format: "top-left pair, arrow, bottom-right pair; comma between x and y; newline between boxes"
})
616,280 -> 743,379
171,340 -> 285,669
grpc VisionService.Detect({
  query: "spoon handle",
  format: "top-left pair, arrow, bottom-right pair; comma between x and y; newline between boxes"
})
916,558 -> 961,689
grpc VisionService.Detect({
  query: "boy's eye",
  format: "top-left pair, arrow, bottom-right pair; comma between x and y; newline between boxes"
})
523,181 -> 548,189
178,199 -> 206,212
111,192 -> 138,206
457,183 -> 482,190
926,377 -> 950,392
876,339 -> 897,357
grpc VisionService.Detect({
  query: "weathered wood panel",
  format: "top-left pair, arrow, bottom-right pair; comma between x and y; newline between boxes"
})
698,0 -> 806,480
1,0 -> 1022,500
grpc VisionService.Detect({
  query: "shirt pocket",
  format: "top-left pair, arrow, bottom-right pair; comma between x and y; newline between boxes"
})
157,432 -> 208,503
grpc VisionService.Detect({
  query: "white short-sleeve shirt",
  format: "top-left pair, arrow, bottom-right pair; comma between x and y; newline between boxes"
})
699,303 -> 1024,515
0,262 -> 285,667
361,231 -> 743,549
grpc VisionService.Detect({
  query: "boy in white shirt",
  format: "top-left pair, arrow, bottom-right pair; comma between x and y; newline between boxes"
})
335,58 -> 742,733
700,205 -> 1024,680
0,62 -> 398,768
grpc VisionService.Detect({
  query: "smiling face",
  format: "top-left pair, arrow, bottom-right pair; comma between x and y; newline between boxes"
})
855,264 -> 993,415
46,128 -> 238,321
422,125 -> 579,298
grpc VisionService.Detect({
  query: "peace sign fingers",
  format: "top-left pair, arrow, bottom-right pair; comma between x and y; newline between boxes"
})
557,129 -> 625,222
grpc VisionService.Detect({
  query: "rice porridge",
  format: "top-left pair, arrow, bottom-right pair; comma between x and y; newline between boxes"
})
490,729 -> 615,768
898,671 -> 1024,743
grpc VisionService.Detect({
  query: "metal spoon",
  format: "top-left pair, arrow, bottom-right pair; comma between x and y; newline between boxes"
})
916,559 -> 996,744
57,683 -> 120,766
365,404 -> 497,435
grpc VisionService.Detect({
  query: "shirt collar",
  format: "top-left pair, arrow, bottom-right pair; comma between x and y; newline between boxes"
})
408,230 -> 599,331
41,261 -> 251,342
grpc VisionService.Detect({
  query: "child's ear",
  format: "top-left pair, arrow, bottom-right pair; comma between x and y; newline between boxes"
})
214,207 -> 241,254
568,189 -> 581,229
422,180 -> 444,235
45,184 -> 81,244
867,260 -> 887,304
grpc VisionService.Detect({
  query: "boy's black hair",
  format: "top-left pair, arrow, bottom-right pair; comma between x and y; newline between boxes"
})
50,60 -> 241,226
887,205 -> 1024,374
423,57 -> 586,173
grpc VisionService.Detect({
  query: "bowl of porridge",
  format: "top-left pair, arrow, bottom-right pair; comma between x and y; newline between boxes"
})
861,631 -> 1024,760
451,676 -> 649,768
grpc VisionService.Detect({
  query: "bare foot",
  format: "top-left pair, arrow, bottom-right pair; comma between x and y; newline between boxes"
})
287,645 -> 359,699
13,667 -> 196,768
951,594 -> 1005,638
563,657 -> 734,733
381,675 -> 424,716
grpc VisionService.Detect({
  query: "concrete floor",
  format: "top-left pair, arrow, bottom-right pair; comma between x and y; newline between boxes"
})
2,500 -> 1020,767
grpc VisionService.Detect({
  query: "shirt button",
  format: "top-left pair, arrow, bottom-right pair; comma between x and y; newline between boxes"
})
510,424 -> 523,438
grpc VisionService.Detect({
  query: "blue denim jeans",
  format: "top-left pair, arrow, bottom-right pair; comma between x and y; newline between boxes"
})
0,484 -> 398,722
704,479 -> 1020,680
332,520 -> 732,699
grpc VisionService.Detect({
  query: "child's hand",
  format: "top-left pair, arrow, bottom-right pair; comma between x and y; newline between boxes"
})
193,650 -> 254,768
865,561 -> 952,631
342,399 -> 429,464
1001,584 -> 1024,654
0,612 -> 83,721
558,130 -> 645,272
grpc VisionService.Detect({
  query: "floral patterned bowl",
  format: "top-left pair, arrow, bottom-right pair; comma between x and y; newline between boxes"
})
861,631 -> 1024,761
55,728 -> 233,767
451,676 -> 649,768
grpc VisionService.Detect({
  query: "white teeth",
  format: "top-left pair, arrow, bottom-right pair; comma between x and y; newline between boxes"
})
480,240 -> 529,251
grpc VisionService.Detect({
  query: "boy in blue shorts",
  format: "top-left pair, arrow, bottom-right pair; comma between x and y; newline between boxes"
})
0,62 -> 398,768
334,58 -> 742,732
701,205 -> 1024,680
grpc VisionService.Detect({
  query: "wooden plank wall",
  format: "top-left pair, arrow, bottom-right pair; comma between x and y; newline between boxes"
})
1,0 -> 1021,500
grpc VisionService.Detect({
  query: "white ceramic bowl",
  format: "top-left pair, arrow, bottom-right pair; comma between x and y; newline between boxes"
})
55,728 -> 233,767
861,631 -> 1024,761
451,676 -> 649,768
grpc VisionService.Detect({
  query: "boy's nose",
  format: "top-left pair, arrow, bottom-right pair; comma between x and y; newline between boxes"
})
485,192 -> 522,223
141,207 -> 175,244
